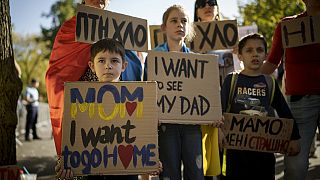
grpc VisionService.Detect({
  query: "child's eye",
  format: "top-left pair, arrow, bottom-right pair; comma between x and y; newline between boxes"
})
257,48 -> 264,53
181,19 -> 187,24
112,59 -> 120,63
246,49 -> 253,53
98,59 -> 105,63
171,19 -> 178,23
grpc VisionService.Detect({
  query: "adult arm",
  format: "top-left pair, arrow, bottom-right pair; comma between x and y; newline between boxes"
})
261,23 -> 284,75
260,61 -> 278,75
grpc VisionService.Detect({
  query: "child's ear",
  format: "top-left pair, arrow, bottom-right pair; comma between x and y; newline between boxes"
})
121,61 -> 128,72
237,54 -> 243,62
88,61 -> 95,73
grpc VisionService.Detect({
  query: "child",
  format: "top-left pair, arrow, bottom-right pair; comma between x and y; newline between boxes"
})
146,5 -> 204,180
56,38 -> 138,180
220,33 -> 300,179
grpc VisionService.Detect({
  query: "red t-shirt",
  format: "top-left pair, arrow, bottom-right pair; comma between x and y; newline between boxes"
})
267,12 -> 320,95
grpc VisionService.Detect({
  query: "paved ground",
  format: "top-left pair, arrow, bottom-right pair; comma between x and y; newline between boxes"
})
16,103 -> 320,180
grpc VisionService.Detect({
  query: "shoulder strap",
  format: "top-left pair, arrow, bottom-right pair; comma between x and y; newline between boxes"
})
263,74 -> 275,107
226,73 -> 238,113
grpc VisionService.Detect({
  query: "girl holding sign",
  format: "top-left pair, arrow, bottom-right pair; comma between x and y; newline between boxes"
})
146,4 -> 204,180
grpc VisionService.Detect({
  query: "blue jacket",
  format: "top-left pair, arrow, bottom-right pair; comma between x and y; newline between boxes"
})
122,50 -> 142,81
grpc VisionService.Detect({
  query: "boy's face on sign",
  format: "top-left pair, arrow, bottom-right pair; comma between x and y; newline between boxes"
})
162,9 -> 189,43
89,50 -> 127,82
84,0 -> 110,9
238,39 -> 266,72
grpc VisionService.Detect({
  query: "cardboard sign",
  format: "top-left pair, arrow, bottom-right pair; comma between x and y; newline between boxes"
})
76,4 -> 148,52
62,82 -> 158,176
147,51 -> 222,124
222,113 -> 294,153
281,15 -> 320,48
0,166 -> 20,180
149,25 -> 165,49
238,25 -> 258,39
213,50 -> 235,85
190,20 -> 238,53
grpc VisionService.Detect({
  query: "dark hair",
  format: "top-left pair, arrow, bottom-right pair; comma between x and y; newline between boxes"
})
31,78 -> 38,83
194,0 -> 219,21
90,38 -> 126,62
238,33 -> 267,54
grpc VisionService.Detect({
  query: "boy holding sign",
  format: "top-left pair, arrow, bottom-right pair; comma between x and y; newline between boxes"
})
46,0 -> 143,161
55,38 -> 143,180
220,33 -> 300,179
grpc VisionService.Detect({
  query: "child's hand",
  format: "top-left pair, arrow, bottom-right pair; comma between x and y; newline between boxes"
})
218,128 -> 227,151
148,161 -> 163,176
211,116 -> 224,128
55,156 -> 74,180
286,140 -> 300,156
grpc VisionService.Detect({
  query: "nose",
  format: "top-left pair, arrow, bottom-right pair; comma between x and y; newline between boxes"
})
105,63 -> 112,69
178,21 -> 184,28
252,50 -> 258,56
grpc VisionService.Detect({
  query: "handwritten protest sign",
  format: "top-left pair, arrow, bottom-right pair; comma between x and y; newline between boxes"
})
147,51 -> 221,124
281,15 -> 320,48
149,20 -> 238,52
0,166 -> 21,180
190,20 -> 238,53
76,4 -> 148,52
238,25 -> 258,39
62,82 -> 158,176
222,113 -> 294,153
149,25 -> 165,49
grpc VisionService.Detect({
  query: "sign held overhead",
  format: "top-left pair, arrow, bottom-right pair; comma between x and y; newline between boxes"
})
281,15 -> 320,48
76,4 -> 148,52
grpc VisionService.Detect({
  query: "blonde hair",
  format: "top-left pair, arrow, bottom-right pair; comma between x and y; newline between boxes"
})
162,4 -> 195,42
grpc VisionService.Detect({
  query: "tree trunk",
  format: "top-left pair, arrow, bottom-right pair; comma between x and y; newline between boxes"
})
0,0 -> 23,165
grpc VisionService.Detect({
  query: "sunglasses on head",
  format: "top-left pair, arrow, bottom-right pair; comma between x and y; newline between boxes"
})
196,0 -> 217,8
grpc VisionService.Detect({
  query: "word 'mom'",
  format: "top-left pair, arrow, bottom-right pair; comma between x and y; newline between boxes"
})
70,85 -> 144,121
76,4 -> 148,52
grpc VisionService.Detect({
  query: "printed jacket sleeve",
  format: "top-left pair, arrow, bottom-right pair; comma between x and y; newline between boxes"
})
271,83 -> 300,140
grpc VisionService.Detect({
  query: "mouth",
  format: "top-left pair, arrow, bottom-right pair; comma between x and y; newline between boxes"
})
176,30 -> 185,36
204,9 -> 213,15
103,72 -> 113,77
251,59 -> 260,65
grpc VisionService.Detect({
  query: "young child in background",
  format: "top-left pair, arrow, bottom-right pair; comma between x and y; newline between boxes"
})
220,33 -> 300,179
146,5 -> 204,180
